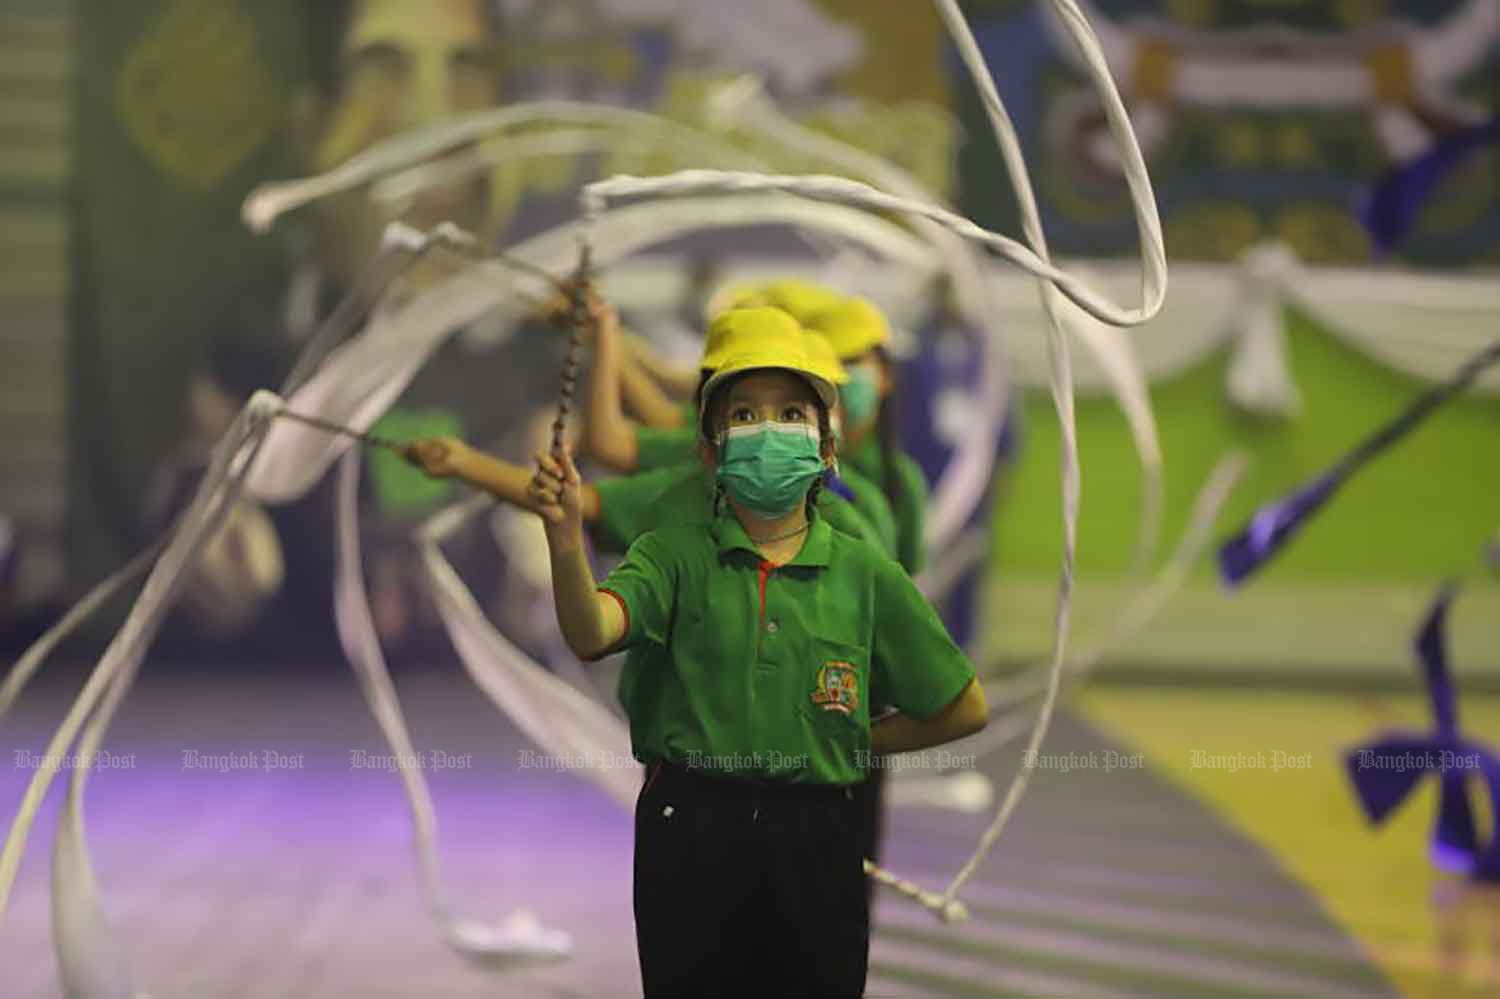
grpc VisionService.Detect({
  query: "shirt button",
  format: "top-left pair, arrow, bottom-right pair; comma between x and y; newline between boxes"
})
767,620 -> 779,634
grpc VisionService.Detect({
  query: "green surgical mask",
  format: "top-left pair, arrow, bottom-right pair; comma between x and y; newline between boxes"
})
715,421 -> 824,519
840,369 -> 879,425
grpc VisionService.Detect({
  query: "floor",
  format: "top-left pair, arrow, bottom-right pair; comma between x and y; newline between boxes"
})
1,662 -> 1397,998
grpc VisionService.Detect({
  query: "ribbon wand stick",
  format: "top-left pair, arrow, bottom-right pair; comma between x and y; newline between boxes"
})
551,242 -> 594,453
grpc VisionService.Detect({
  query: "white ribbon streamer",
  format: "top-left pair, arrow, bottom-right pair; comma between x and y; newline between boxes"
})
246,199 -> 938,504
416,496 -> 642,810
582,168 -> 1165,328
244,100 -> 789,234
973,452 -> 1250,747
897,0 -> 1163,919
1,393 -> 281,996
0,545 -> 158,725
564,0 -> 1164,922
331,451 -> 572,962
1059,291 -> 1165,571
22,2 -> 1171,967
706,76 -> 1014,554
372,121 -> 764,212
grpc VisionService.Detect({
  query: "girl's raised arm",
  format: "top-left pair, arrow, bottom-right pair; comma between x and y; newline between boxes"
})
530,445 -> 624,659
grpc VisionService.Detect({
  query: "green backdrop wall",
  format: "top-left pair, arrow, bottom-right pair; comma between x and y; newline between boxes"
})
993,313 -> 1500,582
984,313 -> 1500,680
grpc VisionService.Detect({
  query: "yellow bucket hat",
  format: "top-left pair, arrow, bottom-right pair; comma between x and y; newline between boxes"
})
704,277 -> 843,325
698,308 -> 841,428
754,279 -> 843,322
699,314 -> 739,371
801,330 -> 849,386
699,281 -> 849,370
804,296 -> 891,360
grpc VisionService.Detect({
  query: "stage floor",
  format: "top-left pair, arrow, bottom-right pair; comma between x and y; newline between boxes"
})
2,663 -> 1396,998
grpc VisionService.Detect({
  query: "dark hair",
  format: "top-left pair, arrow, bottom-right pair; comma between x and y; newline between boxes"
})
702,370 -> 834,520
692,368 -> 712,437
204,297 -> 296,402
307,0 -> 506,98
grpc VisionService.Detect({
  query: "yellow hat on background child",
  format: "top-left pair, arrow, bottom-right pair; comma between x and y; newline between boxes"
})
704,277 -> 843,324
699,308 -> 841,429
804,296 -> 890,360
700,279 -> 845,371
753,279 -> 843,322
801,330 -> 849,386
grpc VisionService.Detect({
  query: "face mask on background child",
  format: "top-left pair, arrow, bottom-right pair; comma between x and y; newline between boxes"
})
840,367 -> 879,425
716,422 -> 824,519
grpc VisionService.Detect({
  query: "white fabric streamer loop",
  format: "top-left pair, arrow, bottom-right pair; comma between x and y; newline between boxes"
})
973,452 -> 1250,743
332,451 -> 574,963
242,100 -> 781,234
13,2 -> 1171,975
868,0 -> 1163,921
582,169 -> 1165,329
704,75 -> 1012,554
2,399 -> 279,996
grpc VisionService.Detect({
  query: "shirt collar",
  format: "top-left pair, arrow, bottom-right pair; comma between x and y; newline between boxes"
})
713,506 -> 832,568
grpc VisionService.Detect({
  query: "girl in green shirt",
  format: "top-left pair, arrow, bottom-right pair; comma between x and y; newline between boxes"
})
807,296 -> 929,576
527,306 -> 986,998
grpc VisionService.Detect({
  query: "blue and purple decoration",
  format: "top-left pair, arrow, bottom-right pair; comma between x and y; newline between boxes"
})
1218,340 -> 1500,588
899,291 -> 1021,649
1344,579 -> 1500,880
1217,472 -> 1340,586
1359,118 -> 1500,256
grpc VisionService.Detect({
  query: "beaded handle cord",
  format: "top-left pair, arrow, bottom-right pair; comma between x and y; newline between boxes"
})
275,408 -> 407,453
552,244 -> 594,453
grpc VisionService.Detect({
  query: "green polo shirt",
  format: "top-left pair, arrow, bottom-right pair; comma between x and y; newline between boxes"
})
590,462 -> 887,556
849,437 -> 929,574
837,465 -> 898,560
634,425 -> 697,472
598,511 -> 975,785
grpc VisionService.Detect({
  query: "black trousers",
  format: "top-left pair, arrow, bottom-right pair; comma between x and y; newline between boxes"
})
633,761 -> 870,999
851,766 -> 888,913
